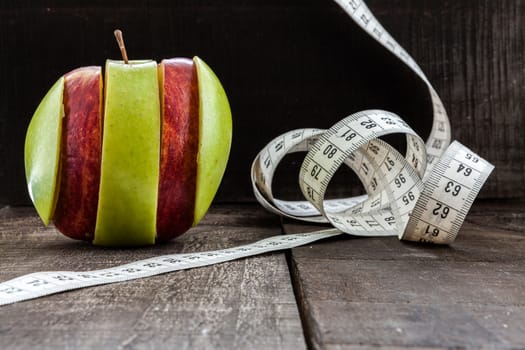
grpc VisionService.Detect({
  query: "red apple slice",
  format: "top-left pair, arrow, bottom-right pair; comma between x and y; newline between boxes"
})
156,58 -> 199,241
53,67 -> 102,241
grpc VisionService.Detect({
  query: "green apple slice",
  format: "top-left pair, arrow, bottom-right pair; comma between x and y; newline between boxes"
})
93,60 -> 160,246
193,57 -> 232,225
24,77 -> 65,225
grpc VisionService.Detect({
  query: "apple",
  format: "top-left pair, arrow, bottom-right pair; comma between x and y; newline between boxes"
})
24,31 -> 232,246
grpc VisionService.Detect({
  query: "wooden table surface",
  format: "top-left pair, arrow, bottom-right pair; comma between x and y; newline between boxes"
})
0,201 -> 524,349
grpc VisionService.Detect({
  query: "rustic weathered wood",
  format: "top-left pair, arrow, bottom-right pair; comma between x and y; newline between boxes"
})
1,201 -> 525,349
284,200 -> 525,349
0,204 -> 306,350
368,0 -> 525,199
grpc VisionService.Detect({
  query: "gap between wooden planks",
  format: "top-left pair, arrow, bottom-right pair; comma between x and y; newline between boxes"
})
284,199 -> 525,349
0,200 -> 524,349
0,204 -> 305,350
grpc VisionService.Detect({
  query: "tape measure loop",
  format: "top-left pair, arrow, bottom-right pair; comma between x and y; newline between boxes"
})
252,107 -> 493,244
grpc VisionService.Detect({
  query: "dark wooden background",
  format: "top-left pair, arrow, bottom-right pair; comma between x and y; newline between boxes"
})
1,0 -> 523,205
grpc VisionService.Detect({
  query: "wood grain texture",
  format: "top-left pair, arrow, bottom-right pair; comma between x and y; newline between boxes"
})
0,204 -> 306,350
284,200 -> 525,349
1,1 -> 522,205
367,0 -> 525,198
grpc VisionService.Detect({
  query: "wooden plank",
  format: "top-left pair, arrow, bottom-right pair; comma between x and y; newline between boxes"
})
284,200 -> 525,349
0,204 -> 306,350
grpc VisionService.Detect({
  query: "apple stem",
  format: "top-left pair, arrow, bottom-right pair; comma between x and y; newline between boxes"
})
114,29 -> 129,64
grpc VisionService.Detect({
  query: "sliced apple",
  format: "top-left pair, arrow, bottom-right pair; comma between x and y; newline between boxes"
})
24,77 -> 64,226
157,57 -> 232,240
193,57 -> 232,225
93,60 -> 161,246
156,58 -> 199,241
25,52 -> 232,246
53,67 -> 102,241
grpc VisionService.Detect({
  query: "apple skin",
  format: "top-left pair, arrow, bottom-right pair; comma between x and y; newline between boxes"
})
53,67 -> 102,241
156,58 -> 199,241
25,57 -> 232,246
24,77 -> 64,226
93,60 -> 161,246
192,57 -> 232,226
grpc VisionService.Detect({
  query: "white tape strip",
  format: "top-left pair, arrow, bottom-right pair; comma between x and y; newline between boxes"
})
0,230 -> 341,306
0,0 -> 493,306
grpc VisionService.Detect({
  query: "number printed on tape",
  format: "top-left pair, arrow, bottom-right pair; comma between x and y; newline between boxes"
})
1,0 -> 493,306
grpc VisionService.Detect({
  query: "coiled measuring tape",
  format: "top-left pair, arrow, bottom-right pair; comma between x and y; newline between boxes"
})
0,0 -> 493,306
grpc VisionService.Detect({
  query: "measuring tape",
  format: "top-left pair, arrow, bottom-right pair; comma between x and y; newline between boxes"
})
0,0 -> 493,306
